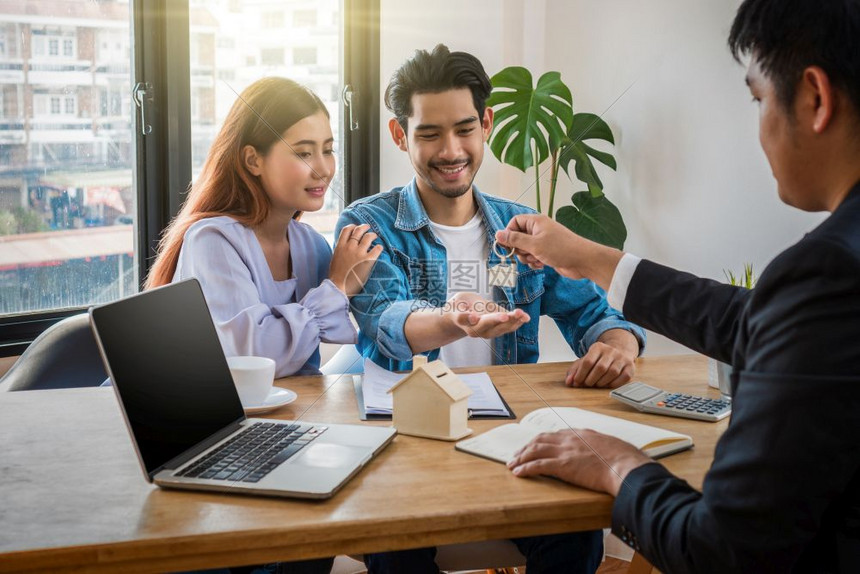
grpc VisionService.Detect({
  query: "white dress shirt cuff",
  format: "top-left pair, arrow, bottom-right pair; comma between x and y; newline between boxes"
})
607,253 -> 642,311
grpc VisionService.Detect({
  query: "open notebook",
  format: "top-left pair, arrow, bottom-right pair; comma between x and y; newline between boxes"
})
456,406 -> 693,463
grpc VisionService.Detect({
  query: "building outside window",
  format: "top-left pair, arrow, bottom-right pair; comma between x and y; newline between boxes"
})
1,0 -> 370,351
0,2 -> 133,320
197,0 -> 345,244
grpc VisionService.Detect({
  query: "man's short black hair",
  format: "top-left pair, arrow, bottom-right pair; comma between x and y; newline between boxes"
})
729,0 -> 860,115
384,44 -> 492,131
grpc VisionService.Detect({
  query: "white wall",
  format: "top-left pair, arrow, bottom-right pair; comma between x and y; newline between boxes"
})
379,0 -> 506,194
378,0 -> 827,360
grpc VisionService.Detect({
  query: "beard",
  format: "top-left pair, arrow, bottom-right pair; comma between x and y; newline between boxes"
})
425,160 -> 474,198
428,181 -> 472,198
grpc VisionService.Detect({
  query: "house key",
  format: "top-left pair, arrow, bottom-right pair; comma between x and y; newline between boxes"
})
488,240 -> 518,288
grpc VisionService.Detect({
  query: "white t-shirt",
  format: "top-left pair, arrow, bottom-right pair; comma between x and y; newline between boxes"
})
428,213 -> 493,368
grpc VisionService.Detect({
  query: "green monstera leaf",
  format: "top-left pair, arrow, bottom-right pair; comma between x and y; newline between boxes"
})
556,191 -> 627,249
487,67 -> 573,172
558,113 -> 617,197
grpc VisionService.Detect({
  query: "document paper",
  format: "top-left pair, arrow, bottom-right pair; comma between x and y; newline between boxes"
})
361,359 -> 511,417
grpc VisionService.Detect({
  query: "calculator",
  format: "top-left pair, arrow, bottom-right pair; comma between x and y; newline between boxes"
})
610,381 -> 732,422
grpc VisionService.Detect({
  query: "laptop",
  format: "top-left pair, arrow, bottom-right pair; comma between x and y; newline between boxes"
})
89,278 -> 396,499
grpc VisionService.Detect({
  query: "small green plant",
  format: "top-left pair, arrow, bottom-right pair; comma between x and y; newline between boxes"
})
0,211 -> 15,236
486,66 -> 626,249
724,263 -> 756,289
0,208 -> 49,236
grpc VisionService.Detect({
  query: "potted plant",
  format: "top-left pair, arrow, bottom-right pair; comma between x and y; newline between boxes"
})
708,263 -> 757,395
724,263 -> 756,289
486,66 -> 626,249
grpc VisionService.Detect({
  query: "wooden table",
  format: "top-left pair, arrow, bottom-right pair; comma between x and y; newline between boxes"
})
0,355 -> 725,573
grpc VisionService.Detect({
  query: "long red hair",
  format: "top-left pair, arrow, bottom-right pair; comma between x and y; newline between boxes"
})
146,77 -> 329,289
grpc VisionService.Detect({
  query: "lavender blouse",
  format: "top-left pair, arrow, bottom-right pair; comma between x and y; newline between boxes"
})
173,216 -> 356,377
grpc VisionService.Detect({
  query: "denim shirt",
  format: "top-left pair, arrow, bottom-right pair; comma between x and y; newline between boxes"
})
336,179 -> 646,371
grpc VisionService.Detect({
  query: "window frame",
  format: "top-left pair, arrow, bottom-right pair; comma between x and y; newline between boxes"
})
0,0 -> 380,358
343,0 -> 380,204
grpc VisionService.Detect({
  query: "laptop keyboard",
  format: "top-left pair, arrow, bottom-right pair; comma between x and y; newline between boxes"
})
177,422 -> 327,483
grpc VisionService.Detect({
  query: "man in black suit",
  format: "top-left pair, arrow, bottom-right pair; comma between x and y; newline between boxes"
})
495,0 -> 860,571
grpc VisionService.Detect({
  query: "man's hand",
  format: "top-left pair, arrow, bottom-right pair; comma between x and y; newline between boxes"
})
404,292 -> 529,354
447,292 -> 530,339
495,214 -> 623,291
566,329 -> 639,388
507,429 -> 652,496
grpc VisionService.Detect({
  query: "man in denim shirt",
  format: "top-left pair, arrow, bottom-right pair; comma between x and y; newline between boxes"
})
336,45 -> 646,574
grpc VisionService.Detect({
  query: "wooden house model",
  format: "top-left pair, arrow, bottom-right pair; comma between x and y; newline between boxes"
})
387,356 -> 473,441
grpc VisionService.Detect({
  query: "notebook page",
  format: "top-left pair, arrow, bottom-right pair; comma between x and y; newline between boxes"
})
522,407 -> 689,449
455,423 -> 541,463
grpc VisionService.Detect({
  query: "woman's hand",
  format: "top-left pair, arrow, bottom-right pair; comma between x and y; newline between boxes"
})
329,224 -> 383,296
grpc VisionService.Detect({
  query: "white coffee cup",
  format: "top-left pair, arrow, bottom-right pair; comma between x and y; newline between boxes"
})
226,356 -> 276,408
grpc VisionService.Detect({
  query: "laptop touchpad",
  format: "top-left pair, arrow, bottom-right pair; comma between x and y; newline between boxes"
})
297,443 -> 367,468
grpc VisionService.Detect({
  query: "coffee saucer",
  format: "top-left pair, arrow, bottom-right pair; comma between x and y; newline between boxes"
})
243,388 -> 298,415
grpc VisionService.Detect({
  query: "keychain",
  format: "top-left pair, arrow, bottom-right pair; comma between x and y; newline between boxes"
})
488,240 -> 518,288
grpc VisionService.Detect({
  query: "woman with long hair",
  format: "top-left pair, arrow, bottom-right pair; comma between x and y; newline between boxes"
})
148,77 -> 381,379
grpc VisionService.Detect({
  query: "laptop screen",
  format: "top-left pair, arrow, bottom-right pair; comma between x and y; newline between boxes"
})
90,279 -> 245,476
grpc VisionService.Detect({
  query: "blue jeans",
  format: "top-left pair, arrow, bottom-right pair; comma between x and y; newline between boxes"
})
364,531 -> 603,574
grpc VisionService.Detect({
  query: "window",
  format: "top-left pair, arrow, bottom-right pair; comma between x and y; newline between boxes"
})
1,2 -> 134,347
261,11 -> 284,28
1,0 -> 379,355
293,9 -> 317,27
260,47 -> 284,66
32,93 -> 77,117
31,29 -> 76,60
293,46 -> 317,65
97,30 -> 128,63
191,0 -> 349,244
100,86 -> 125,117
1,86 -> 17,118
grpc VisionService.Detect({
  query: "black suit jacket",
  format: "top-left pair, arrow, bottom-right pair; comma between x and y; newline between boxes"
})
612,184 -> 860,573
